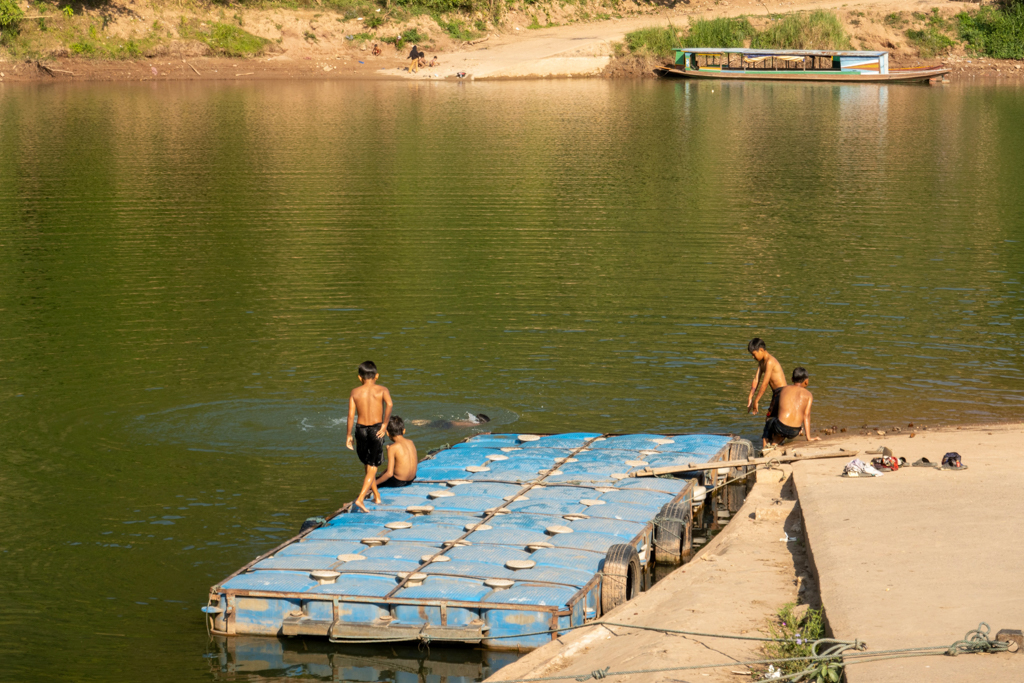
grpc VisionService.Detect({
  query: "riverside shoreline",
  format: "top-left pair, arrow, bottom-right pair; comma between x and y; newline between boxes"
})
3,0 -> 1024,84
485,423 -> 1024,683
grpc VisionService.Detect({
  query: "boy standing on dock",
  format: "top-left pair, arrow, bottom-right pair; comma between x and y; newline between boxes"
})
747,338 -> 787,418
376,416 -> 419,490
346,361 -> 393,513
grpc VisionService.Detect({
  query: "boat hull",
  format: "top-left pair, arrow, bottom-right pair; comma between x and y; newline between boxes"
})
656,66 -> 951,83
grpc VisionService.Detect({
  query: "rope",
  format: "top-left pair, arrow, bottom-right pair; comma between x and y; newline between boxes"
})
329,619 -> 832,645
486,622 -> 1010,683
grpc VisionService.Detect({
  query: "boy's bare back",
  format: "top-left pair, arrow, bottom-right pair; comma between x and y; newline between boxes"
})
387,436 -> 418,481
350,383 -> 391,426
776,384 -> 813,427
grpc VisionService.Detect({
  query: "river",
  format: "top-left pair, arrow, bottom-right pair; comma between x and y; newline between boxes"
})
0,78 -> 1021,682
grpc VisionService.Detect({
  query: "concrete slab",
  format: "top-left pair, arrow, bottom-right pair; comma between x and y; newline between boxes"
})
793,424 -> 1024,682
486,467 -> 809,683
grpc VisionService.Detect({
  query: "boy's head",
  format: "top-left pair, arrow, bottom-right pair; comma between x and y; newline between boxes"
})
476,414 -> 490,423
792,367 -> 809,386
747,338 -> 767,360
387,415 -> 405,439
358,360 -> 378,381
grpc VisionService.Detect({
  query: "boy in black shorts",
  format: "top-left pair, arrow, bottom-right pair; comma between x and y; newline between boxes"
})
345,361 -> 393,512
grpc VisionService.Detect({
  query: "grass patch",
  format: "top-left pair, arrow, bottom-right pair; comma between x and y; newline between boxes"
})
433,13 -> 478,40
758,603 -> 840,682
623,12 -> 851,59
179,19 -> 269,57
957,4 -> 1024,59
752,10 -> 852,50
683,16 -> 755,48
624,25 -> 682,58
884,12 -> 906,28
905,25 -> 955,57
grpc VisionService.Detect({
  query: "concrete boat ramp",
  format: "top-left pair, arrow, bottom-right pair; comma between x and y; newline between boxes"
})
488,424 -> 1023,682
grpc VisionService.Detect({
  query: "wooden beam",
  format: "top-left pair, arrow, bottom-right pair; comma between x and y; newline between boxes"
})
630,450 -> 859,477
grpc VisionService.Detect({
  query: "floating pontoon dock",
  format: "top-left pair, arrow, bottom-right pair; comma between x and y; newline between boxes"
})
205,433 -> 752,650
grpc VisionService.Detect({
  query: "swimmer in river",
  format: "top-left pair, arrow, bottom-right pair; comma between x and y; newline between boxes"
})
747,337 -> 787,418
762,367 -> 821,447
375,416 -> 418,490
408,413 -> 491,429
345,360 -> 393,512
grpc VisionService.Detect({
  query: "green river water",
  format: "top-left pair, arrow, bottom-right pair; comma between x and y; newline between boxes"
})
1,78 -> 1022,682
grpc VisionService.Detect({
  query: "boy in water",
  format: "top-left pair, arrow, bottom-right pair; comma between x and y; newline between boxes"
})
345,361 -> 393,512
762,367 -> 821,447
747,338 -> 787,417
375,416 -> 418,490
408,413 -> 490,429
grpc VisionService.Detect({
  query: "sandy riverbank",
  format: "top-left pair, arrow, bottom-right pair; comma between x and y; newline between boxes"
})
2,0 -> 1023,84
486,423 -> 1023,682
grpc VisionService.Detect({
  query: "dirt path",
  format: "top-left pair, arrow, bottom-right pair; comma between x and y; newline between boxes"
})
485,465 -> 813,683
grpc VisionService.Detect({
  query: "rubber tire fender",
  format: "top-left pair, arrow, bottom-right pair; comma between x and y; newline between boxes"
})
653,500 -> 693,565
600,543 -> 641,615
300,516 -> 327,533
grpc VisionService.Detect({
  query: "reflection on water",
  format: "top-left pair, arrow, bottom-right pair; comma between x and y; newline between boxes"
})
0,78 -> 1022,682
208,636 -> 517,682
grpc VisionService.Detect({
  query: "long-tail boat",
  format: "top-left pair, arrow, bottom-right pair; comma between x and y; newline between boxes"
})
657,48 -> 950,83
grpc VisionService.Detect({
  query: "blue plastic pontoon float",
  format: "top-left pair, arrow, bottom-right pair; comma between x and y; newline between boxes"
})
205,433 -> 751,650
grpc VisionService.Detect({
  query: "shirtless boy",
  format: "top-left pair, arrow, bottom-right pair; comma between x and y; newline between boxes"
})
762,367 -> 822,447
376,416 -> 418,490
747,338 -> 787,417
345,360 -> 393,512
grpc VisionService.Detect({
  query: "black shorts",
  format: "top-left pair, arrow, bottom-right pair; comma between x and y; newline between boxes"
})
763,417 -> 801,443
767,387 -> 781,418
354,423 -> 385,468
378,477 -> 415,488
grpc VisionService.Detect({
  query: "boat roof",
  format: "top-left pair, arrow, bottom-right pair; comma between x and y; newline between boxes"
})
676,48 -> 888,57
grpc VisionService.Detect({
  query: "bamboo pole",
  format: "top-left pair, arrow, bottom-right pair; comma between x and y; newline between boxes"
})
630,450 -> 859,477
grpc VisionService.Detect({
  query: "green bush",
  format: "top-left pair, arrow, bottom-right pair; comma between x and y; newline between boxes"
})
759,603 -> 839,681
683,17 -> 755,48
0,0 -> 24,30
433,14 -> 477,41
753,10 -> 851,50
382,27 -> 428,49
624,25 -> 681,57
905,26 -> 955,57
957,4 -> 1024,59
69,40 -> 96,55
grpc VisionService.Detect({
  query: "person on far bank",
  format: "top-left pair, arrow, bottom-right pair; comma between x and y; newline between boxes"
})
408,45 -> 422,73
345,360 -> 393,512
747,337 -> 787,417
375,416 -> 418,490
762,367 -> 821,447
